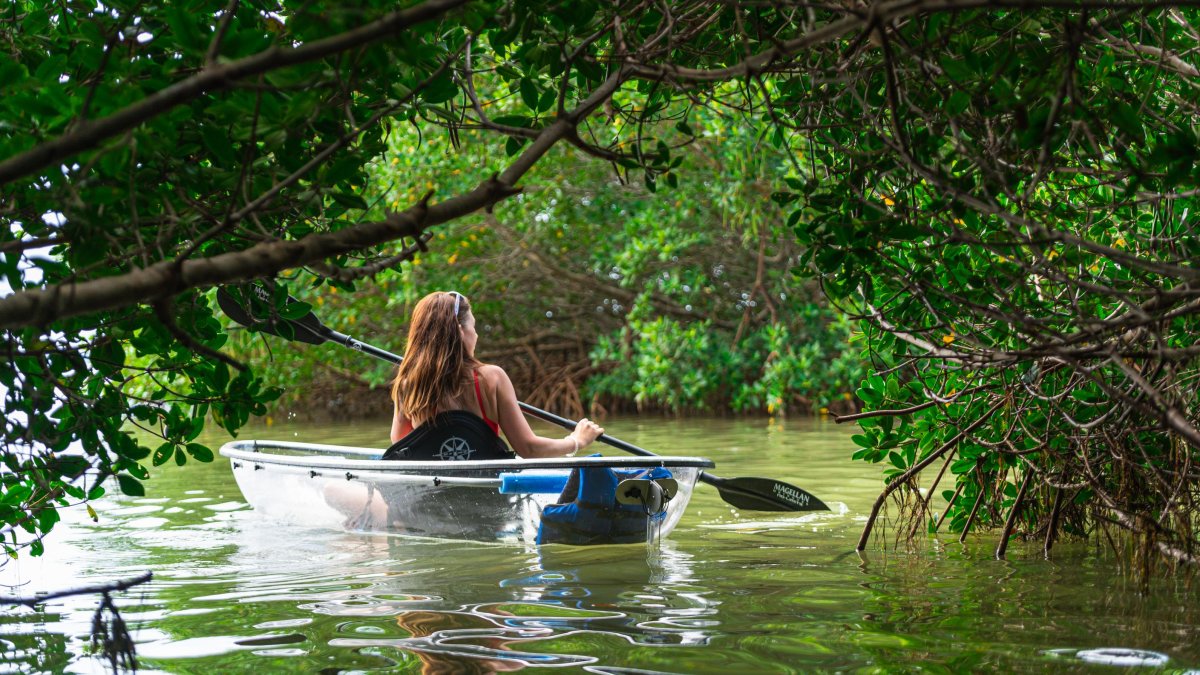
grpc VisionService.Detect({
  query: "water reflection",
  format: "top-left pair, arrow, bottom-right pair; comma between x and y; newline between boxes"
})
311,539 -> 715,671
848,543 -> 1200,671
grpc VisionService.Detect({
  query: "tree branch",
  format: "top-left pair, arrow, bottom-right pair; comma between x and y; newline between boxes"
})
0,571 -> 152,608
0,69 -> 629,329
0,0 -> 471,186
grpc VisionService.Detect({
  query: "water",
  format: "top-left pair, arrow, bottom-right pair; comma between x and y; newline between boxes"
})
2,417 -> 1198,673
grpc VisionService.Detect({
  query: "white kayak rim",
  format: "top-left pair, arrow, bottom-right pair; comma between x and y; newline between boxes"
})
218,439 -> 713,545
219,439 -> 715,473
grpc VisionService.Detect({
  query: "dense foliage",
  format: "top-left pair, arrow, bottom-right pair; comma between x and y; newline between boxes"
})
1,0 -> 1197,570
235,116 -> 860,420
768,8 -> 1200,568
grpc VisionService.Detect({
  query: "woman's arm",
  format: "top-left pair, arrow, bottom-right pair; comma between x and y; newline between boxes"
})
481,365 -> 603,458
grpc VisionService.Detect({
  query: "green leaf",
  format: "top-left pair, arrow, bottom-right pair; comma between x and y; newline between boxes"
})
0,59 -> 28,88
940,58 -> 973,82
519,78 -> 540,110
950,457 -> 976,475
330,192 -> 368,210
323,156 -> 363,185
53,455 -> 89,477
505,136 -> 527,156
856,386 -> 880,406
1112,103 -> 1144,143
165,7 -> 207,54
947,91 -> 970,116
422,72 -> 459,104
91,340 -> 125,377
491,115 -> 536,129
200,126 -> 237,166
278,301 -> 313,320
152,443 -> 174,467
186,443 -> 214,462
3,485 -> 32,505
116,474 -> 145,497
36,505 -> 60,532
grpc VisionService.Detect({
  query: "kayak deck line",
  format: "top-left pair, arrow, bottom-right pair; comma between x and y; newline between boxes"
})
221,440 -> 714,472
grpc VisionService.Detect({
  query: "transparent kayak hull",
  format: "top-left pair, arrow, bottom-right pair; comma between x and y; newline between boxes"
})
218,440 -> 714,545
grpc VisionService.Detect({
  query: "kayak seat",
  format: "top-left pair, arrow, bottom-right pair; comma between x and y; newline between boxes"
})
537,466 -> 672,545
381,411 -> 515,461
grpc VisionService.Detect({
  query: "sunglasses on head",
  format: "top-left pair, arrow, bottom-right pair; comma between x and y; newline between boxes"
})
447,291 -> 464,318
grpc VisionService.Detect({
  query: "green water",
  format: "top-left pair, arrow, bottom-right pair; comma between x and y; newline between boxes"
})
1,417 -> 1197,673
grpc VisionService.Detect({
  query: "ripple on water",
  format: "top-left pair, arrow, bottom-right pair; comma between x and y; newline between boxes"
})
301,594 -> 443,617
325,603 -> 661,666
233,633 -> 307,647
135,633 -> 310,662
136,635 -> 258,659
103,504 -> 163,517
203,501 -> 248,512
124,517 -> 170,529
696,507 -> 849,533
1045,647 -> 1171,667
169,608 -> 221,617
250,647 -> 307,657
253,617 -> 313,630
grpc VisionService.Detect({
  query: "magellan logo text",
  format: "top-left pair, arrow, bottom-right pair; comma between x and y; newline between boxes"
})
773,483 -> 809,507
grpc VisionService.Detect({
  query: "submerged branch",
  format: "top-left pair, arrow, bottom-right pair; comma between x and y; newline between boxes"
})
0,571 -> 152,608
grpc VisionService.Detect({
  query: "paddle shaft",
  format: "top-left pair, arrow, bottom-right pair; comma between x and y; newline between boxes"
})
325,329 -> 403,365
512,406 -> 771,502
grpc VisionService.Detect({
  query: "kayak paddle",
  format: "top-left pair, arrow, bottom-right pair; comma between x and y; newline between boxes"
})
216,286 -> 830,512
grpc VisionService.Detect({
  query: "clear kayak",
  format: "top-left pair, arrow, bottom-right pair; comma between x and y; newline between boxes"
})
218,440 -> 715,546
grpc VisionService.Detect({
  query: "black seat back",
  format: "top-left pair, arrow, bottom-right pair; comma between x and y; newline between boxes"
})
382,410 -> 514,461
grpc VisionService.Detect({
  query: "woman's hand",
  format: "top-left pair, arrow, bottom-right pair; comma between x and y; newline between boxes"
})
568,418 -> 604,454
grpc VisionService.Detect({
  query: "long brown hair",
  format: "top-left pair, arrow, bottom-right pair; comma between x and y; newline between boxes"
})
391,291 -> 480,425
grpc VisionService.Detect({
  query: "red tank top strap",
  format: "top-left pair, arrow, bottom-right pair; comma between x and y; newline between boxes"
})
473,370 -> 500,434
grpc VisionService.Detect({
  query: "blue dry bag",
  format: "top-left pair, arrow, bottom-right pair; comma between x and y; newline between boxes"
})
537,466 -> 673,545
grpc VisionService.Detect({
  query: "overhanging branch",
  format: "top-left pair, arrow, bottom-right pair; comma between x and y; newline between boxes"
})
0,70 -> 629,329
0,0 -> 471,187
623,0 -> 1200,84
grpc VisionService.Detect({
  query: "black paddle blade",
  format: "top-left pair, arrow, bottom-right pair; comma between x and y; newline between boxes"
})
216,285 -> 330,345
707,475 -> 830,512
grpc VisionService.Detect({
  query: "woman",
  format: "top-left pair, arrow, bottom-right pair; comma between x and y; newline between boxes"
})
387,291 -> 603,459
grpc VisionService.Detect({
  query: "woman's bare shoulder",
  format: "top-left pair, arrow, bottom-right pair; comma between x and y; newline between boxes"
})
476,363 -> 510,384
